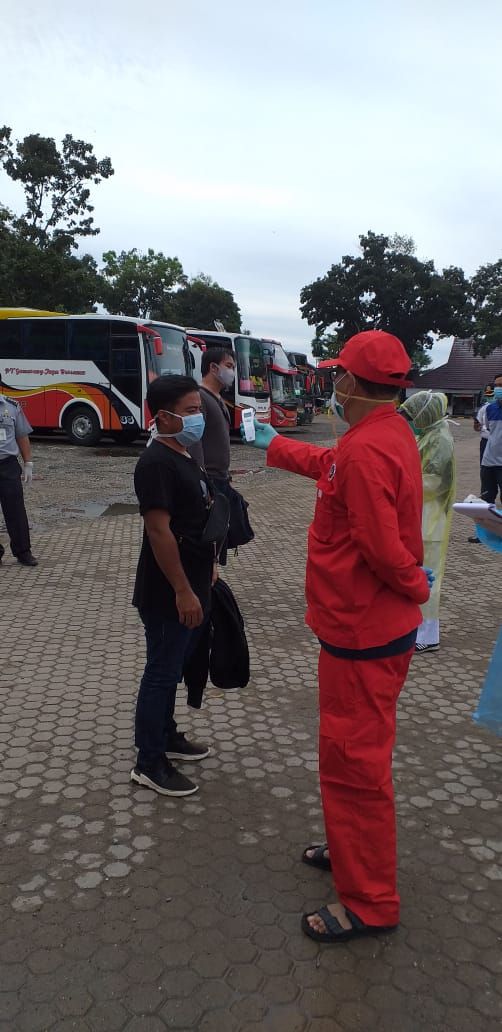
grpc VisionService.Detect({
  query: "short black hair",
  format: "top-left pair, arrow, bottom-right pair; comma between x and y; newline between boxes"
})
494,373 -> 502,382
147,375 -> 199,416
201,347 -> 236,377
354,375 -> 400,400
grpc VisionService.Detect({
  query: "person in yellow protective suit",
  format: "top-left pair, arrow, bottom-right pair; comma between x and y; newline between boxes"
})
400,391 -> 456,653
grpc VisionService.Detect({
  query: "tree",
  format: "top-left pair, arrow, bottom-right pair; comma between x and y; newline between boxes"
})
470,260 -> 502,356
0,208 -> 101,311
159,274 -> 242,331
0,126 -> 113,250
311,331 -> 342,360
100,249 -> 186,318
300,231 -> 470,367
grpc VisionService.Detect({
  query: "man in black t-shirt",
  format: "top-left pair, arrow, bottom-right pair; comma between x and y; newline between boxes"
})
131,375 -> 216,797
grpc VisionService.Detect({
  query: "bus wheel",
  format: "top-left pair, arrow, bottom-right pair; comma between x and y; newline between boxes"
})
64,406 -> 102,446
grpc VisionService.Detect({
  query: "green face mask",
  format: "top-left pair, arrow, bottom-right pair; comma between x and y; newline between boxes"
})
410,422 -> 422,437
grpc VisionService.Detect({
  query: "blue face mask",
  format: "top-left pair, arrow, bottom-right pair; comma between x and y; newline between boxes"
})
494,387 -> 502,402
150,410 -> 205,447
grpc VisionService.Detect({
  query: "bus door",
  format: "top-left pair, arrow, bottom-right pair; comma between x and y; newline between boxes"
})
110,325 -> 143,432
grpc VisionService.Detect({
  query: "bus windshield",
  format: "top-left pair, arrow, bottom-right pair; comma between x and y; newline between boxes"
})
235,336 -> 268,397
147,324 -> 189,376
270,372 -> 295,404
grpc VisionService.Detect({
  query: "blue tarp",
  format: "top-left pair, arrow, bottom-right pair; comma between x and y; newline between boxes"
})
473,626 -> 502,737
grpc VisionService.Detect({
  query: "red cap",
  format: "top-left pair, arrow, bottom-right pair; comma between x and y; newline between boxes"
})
332,330 -> 414,388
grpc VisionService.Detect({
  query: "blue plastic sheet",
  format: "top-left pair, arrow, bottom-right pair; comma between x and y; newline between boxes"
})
473,628 -> 502,736
476,523 -> 502,553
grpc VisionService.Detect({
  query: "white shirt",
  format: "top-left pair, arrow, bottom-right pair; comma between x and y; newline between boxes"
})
477,403 -> 490,440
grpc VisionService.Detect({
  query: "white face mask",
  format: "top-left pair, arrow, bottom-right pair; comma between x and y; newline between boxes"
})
214,364 -> 235,388
330,372 -> 351,418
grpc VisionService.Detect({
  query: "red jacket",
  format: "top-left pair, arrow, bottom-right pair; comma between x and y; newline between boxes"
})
267,407 -> 428,649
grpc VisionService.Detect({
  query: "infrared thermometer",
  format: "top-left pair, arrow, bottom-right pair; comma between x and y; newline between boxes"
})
241,408 -> 256,442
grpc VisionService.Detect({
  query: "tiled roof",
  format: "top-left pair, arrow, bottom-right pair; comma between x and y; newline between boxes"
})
413,339 -> 502,391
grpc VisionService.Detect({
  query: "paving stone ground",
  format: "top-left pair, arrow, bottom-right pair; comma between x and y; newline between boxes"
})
0,417 -> 501,1032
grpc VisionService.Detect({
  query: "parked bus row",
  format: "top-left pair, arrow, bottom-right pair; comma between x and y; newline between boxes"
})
0,308 -> 321,445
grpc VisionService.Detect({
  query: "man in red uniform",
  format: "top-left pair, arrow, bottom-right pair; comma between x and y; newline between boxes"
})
248,330 -> 431,944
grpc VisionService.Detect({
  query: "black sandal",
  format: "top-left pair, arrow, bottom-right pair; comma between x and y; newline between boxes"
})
301,905 -> 398,944
301,843 -> 331,871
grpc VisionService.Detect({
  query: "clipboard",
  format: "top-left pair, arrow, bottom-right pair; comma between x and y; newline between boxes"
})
453,497 -> 502,538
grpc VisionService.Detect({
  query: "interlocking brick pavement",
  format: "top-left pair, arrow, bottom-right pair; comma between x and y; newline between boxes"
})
0,419 -> 501,1031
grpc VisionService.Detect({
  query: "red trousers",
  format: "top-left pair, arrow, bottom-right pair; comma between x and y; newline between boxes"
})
318,646 -> 414,926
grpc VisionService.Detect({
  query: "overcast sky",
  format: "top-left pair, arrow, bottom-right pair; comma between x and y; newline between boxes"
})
3,0 -> 502,365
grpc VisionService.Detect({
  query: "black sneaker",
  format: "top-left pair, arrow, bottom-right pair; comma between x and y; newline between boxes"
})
415,642 -> 440,654
130,758 -> 198,796
166,732 -> 210,762
17,551 -> 38,567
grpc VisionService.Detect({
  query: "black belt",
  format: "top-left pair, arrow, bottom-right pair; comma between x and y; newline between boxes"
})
319,627 -> 418,661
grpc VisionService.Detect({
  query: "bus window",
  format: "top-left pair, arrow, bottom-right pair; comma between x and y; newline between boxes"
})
111,334 -> 141,407
0,321 -> 22,359
147,324 -> 189,376
68,321 -> 110,365
22,319 -> 67,360
235,337 -> 268,396
270,372 -> 295,403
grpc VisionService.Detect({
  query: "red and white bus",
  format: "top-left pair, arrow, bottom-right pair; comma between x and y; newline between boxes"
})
186,330 -> 271,428
0,310 -> 191,445
261,339 -> 298,429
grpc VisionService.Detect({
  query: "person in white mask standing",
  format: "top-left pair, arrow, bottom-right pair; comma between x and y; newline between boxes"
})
189,347 -> 237,564
190,347 -> 236,491
131,375 -> 216,797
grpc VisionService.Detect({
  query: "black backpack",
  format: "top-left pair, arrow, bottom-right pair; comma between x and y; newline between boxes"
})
183,579 -> 250,706
226,484 -> 254,549
210,579 -> 250,690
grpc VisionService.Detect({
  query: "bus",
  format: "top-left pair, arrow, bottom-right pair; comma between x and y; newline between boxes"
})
186,330 -> 271,428
287,350 -> 317,425
0,310 -> 190,445
261,339 -> 298,429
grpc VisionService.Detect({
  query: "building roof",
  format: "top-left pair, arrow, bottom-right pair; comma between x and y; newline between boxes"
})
413,339 -> 502,392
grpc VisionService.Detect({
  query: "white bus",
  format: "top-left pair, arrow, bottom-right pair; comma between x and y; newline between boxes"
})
0,310 -> 191,445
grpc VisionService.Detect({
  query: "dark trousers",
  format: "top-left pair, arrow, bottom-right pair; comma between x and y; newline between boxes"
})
0,456 -> 31,557
134,612 -> 203,770
481,465 -> 502,504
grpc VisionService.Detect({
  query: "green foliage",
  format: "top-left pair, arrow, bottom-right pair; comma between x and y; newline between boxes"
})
100,249 -> 186,319
158,274 -> 242,331
300,231 -> 470,366
0,126 -> 113,250
470,260 -> 502,356
0,212 -> 101,311
311,332 -> 342,360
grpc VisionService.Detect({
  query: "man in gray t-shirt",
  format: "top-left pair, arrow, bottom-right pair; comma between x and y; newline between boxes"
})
189,347 -> 237,566
0,387 -> 38,566
190,347 -> 235,485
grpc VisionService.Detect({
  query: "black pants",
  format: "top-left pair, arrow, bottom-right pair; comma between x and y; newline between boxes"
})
480,464 -> 502,504
0,456 -> 31,557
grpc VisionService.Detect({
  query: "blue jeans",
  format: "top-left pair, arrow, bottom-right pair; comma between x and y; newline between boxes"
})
134,613 -> 202,770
